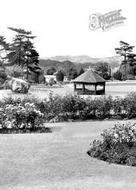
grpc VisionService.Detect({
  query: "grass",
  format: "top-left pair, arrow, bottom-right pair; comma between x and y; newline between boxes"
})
1,120 -> 136,190
1,82 -> 136,189
1,81 -> 136,100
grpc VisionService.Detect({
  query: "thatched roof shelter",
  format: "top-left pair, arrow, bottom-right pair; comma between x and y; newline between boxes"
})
72,69 -> 106,95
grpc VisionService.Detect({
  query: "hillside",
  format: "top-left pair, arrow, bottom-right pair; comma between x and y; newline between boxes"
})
39,55 -> 122,70
47,55 -> 121,65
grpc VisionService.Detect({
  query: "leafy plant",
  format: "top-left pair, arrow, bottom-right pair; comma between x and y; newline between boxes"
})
113,70 -> 122,80
87,122 -> 136,166
0,98 -> 51,133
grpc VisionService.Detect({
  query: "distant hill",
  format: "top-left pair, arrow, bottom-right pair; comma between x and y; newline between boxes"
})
40,55 -> 122,70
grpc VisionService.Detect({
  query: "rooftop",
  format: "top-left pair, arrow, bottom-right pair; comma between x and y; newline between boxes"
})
73,69 -> 105,83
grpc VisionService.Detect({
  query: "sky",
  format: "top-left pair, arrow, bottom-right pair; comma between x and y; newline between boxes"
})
0,0 -> 136,58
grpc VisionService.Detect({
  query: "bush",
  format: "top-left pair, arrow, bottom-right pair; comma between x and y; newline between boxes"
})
46,67 -> 56,75
56,70 -> 64,82
112,97 -> 126,119
94,96 -> 113,119
87,122 -> 136,166
61,95 -> 87,120
0,71 -> 7,84
2,92 -> 136,125
0,98 -> 51,133
37,93 -> 136,122
95,62 -> 111,80
113,70 -> 122,80
102,72 -> 111,80
123,93 -> 136,119
11,70 -> 23,78
48,78 -> 56,86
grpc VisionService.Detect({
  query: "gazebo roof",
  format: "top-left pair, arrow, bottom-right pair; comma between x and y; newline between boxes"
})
73,69 -> 105,83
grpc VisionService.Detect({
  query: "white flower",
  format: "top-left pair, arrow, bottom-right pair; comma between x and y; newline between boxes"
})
5,121 -> 12,129
114,133 -> 118,139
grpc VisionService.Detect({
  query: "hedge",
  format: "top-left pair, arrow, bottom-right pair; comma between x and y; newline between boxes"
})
2,92 -> 136,124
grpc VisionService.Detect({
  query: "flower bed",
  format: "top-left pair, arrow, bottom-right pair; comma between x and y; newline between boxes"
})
38,92 -> 136,122
87,122 -> 136,166
2,92 -> 136,133
0,98 -> 51,133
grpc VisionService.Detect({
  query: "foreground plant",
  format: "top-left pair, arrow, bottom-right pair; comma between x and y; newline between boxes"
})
87,122 -> 136,166
0,102 -> 50,133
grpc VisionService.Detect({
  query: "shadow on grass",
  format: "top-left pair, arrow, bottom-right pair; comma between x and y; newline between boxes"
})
0,127 -> 52,134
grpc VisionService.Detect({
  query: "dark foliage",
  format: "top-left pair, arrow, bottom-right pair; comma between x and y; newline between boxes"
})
46,67 -> 56,75
95,62 -> 111,80
113,70 -> 122,80
56,70 -> 64,81
87,122 -> 136,166
2,92 -> 136,126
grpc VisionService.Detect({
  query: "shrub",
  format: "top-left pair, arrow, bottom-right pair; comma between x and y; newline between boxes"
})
112,97 -> 126,119
0,71 -> 7,84
11,70 -> 23,78
87,122 -> 136,166
43,93 -> 63,121
48,78 -> 56,86
56,70 -> 64,82
31,92 -> 136,122
95,62 -> 111,80
3,92 -> 136,124
94,96 -> 113,119
123,93 -> 136,119
0,98 -> 51,133
113,70 -> 122,80
80,98 -> 97,120
103,72 -> 111,80
46,67 -> 56,75
60,95 -> 88,120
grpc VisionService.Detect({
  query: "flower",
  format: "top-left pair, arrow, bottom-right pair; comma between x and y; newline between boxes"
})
5,121 -> 12,129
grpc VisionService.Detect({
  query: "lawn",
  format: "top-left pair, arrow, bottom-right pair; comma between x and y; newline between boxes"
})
1,82 -> 136,190
1,120 -> 136,190
2,80 -> 136,100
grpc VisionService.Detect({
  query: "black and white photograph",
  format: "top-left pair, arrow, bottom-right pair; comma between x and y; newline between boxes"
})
0,0 -> 136,189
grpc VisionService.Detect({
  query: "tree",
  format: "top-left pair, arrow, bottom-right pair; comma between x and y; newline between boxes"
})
127,53 -> 136,67
115,41 -> 135,80
78,67 -> 84,76
7,27 -> 32,65
46,67 -> 56,75
95,62 -> 111,80
56,70 -> 64,82
113,70 -> 122,80
67,67 -> 78,80
0,36 -> 9,62
0,61 -> 7,85
7,27 -> 39,80
128,65 -> 136,76
48,78 -> 56,86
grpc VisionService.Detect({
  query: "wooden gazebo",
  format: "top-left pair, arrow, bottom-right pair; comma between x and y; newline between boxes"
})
72,69 -> 106,95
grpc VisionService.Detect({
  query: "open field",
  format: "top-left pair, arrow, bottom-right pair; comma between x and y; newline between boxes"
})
1,80 -> 136,100
1,120 -> 136,190
30,81 -> 136,98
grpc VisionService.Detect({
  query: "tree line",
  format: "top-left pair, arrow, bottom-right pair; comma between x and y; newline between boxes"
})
1,28 -> 135,82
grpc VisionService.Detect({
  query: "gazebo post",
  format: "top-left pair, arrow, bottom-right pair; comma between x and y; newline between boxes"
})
74,83 -> 76,91
82,83 -> 85,94
103,83 -> 105,94
95,84 -> 97,95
